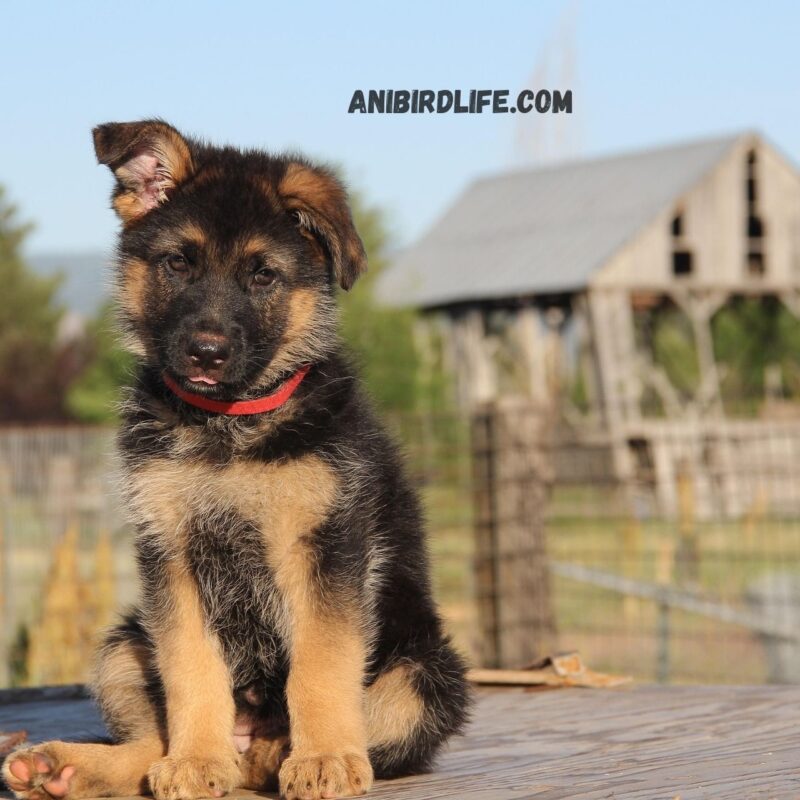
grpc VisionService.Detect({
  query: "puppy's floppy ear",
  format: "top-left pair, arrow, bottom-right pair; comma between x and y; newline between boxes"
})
92,119 -> 194,224
278,161 -> 367,290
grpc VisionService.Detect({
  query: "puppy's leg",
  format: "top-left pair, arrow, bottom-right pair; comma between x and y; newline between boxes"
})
146,562 -> 241,800
3,620 -> 166,800
92,615 -> 165,742
279,613 -> 371,800
3,740 -> 164,800
274,549 -> 372,800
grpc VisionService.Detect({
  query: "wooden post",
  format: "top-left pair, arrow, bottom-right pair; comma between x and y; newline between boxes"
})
451,309 -> 497,410
586,289 -> 637,481
513,305 -> 549,406
0,463 -> 9,687
472,399 -> 557,667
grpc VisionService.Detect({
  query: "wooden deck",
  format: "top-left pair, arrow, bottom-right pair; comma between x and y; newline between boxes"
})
2,685 -> 800,799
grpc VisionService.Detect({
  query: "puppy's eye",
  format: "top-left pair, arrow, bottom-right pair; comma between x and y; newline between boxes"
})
166,254 -> 189,274
253,268 -> 277,288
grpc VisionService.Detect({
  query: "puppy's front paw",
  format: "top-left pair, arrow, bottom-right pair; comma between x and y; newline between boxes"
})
279,752 -> 372,799
147,754 -> 241,800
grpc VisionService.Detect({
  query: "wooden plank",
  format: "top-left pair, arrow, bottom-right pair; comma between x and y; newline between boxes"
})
468,667 -> 567,686
467,665 -> 631,688
2,686 -> 800,799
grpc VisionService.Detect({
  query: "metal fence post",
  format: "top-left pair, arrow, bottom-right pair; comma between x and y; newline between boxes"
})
657,598 -> 671,683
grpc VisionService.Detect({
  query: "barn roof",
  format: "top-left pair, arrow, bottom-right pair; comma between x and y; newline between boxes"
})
377,133 -> 746,308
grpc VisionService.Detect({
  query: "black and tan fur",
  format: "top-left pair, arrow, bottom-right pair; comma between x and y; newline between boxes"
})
2,120 -> 469,800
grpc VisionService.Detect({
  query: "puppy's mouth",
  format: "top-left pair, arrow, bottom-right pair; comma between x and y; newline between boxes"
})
167,369 -> 231,396
187,375 -> 219,386
165,367 -> 256,403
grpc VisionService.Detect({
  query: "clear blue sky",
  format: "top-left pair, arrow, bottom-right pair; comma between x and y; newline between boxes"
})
2,0 -> 798,256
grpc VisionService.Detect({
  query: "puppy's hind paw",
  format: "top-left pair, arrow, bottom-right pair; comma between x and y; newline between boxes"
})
3,746 -> 77,800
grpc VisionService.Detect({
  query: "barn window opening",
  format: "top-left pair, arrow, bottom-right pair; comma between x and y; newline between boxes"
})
673,250 -> 694,276
745,148 -> 766,276
628,438 -> 654,474
748,214 -> 764,238
747,251 -> 766,276
670,210 -> 693,277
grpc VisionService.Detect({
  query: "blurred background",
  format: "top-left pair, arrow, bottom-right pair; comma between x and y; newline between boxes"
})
1,0 -> 799,688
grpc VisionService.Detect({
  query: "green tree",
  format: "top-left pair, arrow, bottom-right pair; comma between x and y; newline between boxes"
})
66,301 -> 135,423
635,302 -> 700,405
340,195 -> 419,412
339,193 -> 453,415
0,187 -> 68,421
651,308 -> 700,397
712,296 -> 800,414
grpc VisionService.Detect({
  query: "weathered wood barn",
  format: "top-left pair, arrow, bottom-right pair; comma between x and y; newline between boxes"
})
379,133 -> 800,517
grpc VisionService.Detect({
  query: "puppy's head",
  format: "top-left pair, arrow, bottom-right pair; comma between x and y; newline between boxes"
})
93,119 -> 366,398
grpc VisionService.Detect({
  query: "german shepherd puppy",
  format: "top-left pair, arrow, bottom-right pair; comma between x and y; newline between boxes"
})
3,121 -> 469,800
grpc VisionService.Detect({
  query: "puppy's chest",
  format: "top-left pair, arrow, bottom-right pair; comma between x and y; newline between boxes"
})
185,505 -> 286,684
128,452 -> 338,555
126,451 -> 339,679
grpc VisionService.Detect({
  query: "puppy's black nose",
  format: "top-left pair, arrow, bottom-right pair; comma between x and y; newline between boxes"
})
186,333 -> 231,370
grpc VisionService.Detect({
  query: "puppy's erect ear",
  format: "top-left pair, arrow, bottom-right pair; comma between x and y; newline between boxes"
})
278,162 -> 367,290
92,120 -> 194,224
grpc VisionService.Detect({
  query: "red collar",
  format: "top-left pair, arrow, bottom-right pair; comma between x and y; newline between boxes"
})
162,364 -> 311,416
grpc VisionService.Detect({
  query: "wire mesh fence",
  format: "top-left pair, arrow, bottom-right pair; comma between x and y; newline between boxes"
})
0,427 -> 138,686
399,404 -> 800,684
2,407 -> 800,687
